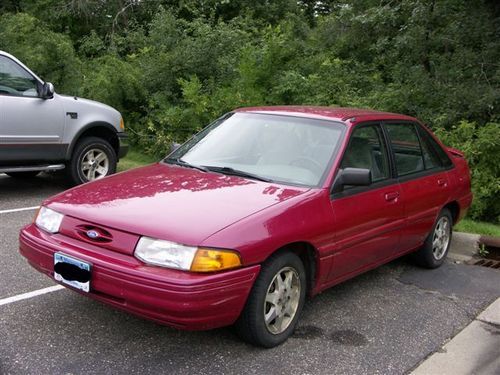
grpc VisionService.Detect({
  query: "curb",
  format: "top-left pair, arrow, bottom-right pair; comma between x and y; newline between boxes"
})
448,231 -> 480,262
411,297 -> 500,375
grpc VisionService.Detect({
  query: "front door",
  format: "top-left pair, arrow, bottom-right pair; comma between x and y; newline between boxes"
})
328,123 -> 404,282
0,55 -> 64,165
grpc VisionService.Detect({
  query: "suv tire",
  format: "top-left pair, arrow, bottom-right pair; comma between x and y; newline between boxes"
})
68,136 -> 116,185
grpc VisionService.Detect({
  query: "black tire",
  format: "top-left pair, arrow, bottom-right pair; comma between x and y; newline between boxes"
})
5,171 -> 40,179
67,136 -> 116,185
235,251 -> 307,348
413,208 -> 453,269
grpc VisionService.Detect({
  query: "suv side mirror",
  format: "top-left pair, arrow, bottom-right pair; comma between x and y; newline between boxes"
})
40,82 -> 54,99
332,168 -> 372,193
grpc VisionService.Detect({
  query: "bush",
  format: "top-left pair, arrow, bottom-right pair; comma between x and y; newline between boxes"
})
435,121 -> 500,223
79,54 -> 144,115
0,13 -> 81,93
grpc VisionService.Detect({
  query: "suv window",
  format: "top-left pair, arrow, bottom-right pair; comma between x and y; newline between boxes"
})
341,124 -> 390,182
0,56 -> 38,97
417,125 -> 453,168
385,123 -> 425,176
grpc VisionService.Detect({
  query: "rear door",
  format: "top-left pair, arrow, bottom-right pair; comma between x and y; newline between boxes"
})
0,54 -> 64,165
328,123 -> 404,281
384,122 -> 451,252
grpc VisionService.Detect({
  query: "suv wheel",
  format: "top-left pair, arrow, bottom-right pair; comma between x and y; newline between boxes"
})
68,136 -> 116,185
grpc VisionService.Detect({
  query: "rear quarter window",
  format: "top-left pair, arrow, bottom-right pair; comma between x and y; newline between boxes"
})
385,123 -> 425,176
417,126 -> 453,168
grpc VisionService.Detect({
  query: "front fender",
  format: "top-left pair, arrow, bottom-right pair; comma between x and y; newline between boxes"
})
64,122 -> 119,160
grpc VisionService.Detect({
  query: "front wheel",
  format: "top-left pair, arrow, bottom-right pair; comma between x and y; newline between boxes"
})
235,252 -> 306,348
67,136 -> 116,185
413,208 -> 453,268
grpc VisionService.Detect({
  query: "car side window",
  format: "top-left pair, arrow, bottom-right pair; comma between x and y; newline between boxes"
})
340,124 -> 390,182
0,56 -> 38,97
417,127 -> 442,170
385,123 -> 425,176
417,125 -> 453,168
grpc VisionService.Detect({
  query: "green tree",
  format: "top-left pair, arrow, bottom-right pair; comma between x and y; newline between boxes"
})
0,12 -> 81,93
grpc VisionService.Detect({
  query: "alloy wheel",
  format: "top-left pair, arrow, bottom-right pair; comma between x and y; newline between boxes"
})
432,216 -> 451,260
263,266 -> 301,335
81,149 -> 110,181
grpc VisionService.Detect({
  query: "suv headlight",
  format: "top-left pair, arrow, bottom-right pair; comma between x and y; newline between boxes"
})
134,237 -> 241,272
35,206 -> 64,233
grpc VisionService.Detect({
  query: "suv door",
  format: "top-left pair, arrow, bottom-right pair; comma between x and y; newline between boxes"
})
384,122 -> 451,252
328,123 -> 404,282
0,55 -> 64,165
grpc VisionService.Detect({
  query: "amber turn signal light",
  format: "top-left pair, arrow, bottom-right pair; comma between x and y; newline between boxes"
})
190,249 -> 241,272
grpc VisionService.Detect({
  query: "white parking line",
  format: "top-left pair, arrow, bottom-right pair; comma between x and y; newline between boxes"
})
0,206 -> 40,215
0,285 -> 65,307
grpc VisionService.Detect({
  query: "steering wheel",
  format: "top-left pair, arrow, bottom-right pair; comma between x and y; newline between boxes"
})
289,157 -> 323,175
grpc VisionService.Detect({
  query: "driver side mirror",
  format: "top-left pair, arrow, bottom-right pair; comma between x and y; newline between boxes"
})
331,168 -> 372,194
40,82 -> 54,99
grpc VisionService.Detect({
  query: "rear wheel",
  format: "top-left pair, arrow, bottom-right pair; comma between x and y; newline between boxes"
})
5,171 -> 40,179
235,252 -> 306,347
413,208 -> 453,268
67,136 -> 116,185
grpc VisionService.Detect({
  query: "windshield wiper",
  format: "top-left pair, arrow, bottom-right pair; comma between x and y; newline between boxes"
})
202,166 -> 273,182
164,158 -> 209,173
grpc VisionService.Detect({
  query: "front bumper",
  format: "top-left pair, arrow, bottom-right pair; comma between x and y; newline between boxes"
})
117,132 -> 129,159
19,224 -> 260,330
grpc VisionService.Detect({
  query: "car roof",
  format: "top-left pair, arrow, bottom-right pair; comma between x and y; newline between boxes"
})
234,106 -> 418,125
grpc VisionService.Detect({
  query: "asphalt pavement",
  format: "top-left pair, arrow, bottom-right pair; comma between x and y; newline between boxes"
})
1,172 -> 499,375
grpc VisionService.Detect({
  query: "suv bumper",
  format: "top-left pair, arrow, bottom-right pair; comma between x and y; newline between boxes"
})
117,132 -> 129,159
19,224 -> 260,330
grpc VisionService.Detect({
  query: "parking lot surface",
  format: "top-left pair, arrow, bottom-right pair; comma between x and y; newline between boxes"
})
1,172 -> 499,374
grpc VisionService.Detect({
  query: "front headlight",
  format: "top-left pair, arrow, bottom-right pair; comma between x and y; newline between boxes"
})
35,206 -> 64,233
134,236 -> 241,272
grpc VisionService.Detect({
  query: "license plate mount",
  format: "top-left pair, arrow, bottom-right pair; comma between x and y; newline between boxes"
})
54,252 -> 91,292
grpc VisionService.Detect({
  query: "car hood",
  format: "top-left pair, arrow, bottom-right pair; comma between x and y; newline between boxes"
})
46,163 -> 309,245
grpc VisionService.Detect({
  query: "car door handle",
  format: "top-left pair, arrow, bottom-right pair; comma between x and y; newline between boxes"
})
437,179 -> 447,187
384,192 -> 400,201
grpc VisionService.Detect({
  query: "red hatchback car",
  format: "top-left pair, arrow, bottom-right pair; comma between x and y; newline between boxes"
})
20,107 -> 472,347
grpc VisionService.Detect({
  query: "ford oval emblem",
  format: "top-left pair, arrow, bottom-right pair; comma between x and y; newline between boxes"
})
86,230 -> 99,239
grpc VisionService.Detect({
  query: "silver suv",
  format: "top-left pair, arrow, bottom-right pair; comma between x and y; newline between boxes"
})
0,51 -> 128,185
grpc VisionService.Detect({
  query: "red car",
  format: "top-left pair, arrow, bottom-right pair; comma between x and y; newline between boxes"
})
20,107 -> 472,347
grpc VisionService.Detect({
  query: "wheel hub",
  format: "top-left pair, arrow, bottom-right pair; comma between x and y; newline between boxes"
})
264,267 -> 301,335
81,149 -> 109,181
432,216 -> 451,260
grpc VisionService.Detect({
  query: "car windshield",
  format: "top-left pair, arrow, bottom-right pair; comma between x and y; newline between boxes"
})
165,112 -> 345,187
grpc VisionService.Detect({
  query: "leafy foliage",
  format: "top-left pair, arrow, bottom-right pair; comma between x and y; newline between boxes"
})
0,13 -> 80,92
0,0 -> 499,221
436,121 -> 500,222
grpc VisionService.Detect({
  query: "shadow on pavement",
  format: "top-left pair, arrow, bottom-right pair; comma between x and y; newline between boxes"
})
0,172 -> 70,208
